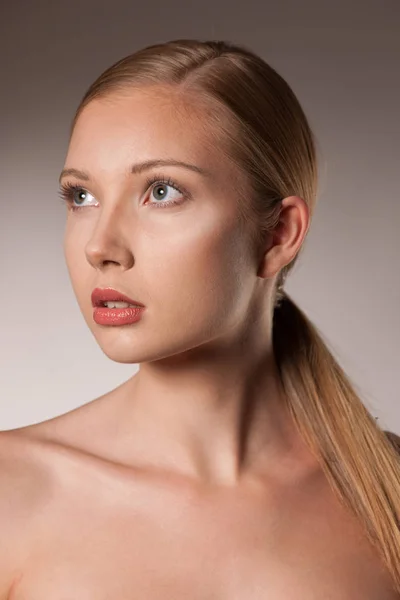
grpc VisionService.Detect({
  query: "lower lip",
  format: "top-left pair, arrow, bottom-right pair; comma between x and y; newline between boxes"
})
93,306 -> 145,326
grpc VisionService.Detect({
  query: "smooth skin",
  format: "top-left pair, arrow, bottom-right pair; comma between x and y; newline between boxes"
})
0,87 -> 397,598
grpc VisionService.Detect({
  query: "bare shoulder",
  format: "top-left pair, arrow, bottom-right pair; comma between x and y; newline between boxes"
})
0,429 -> 56,596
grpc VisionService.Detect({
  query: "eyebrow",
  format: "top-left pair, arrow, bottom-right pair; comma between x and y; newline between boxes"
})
58,159 -> 211,184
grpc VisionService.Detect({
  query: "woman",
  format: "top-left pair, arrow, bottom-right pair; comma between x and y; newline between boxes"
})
1,39 -> 399,598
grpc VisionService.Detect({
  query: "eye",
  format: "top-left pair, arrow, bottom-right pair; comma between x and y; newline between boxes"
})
144,175 -> 188,209
72,188 -> 94,207
58,182 -> 97,211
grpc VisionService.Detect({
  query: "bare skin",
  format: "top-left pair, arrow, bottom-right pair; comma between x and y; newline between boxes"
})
1,87 -> 397,598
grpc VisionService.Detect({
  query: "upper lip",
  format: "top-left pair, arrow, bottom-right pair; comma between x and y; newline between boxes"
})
91,287 -> 145,308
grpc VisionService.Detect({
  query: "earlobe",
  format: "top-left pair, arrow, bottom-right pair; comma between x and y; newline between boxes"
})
256,242 -> 283,280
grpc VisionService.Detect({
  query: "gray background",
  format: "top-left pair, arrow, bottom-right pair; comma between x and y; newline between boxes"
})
0,0 -> 399,432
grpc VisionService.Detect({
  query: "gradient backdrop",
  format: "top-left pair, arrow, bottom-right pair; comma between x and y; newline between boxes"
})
0,1 -> 399,432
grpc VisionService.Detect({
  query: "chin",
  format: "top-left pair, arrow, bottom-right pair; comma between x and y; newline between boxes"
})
94,334 -> 209,366
100,350 -> 142,364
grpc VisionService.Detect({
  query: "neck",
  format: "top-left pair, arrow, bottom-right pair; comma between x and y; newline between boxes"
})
102,336 -> 297,488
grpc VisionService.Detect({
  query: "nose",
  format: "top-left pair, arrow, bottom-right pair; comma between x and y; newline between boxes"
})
85,205 -> 135,271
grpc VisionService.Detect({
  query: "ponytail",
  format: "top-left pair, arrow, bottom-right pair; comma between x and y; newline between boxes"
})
272,292 -> 400,592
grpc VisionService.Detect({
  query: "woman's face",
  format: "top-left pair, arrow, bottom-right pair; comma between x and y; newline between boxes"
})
62,87 -> 262,364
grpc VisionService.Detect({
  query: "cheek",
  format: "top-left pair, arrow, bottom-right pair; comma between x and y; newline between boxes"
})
143,216 -> 249,322
63,226 -> 91,300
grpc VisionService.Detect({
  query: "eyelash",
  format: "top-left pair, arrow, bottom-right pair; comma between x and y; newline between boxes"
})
57,173 -> 189,212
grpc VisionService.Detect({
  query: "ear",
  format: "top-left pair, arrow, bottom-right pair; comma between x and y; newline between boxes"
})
257,195 -> 310,279
384,430 -> 400,455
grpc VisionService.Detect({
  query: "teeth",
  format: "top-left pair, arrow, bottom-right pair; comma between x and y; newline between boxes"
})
103,301 -> 136,308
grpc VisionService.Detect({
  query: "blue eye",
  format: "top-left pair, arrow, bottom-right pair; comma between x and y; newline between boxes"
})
146,178 -> 185,208
58,183 -> 97,212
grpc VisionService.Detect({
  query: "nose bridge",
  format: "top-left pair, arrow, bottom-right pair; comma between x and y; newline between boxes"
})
85,199 -> 135,267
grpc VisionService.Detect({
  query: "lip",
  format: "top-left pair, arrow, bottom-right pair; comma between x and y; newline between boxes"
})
91,287 -> 145,308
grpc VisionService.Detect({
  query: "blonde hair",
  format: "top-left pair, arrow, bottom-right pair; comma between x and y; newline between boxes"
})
69,39 -> 400,591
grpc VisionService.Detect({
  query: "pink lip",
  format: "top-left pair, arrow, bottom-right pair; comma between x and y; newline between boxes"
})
91,287 -> 145,308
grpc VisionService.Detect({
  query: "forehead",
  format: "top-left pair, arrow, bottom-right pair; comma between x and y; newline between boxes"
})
67,87 -> 220,172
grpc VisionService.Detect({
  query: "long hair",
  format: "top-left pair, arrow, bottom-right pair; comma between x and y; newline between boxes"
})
68,39 -> 400,591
